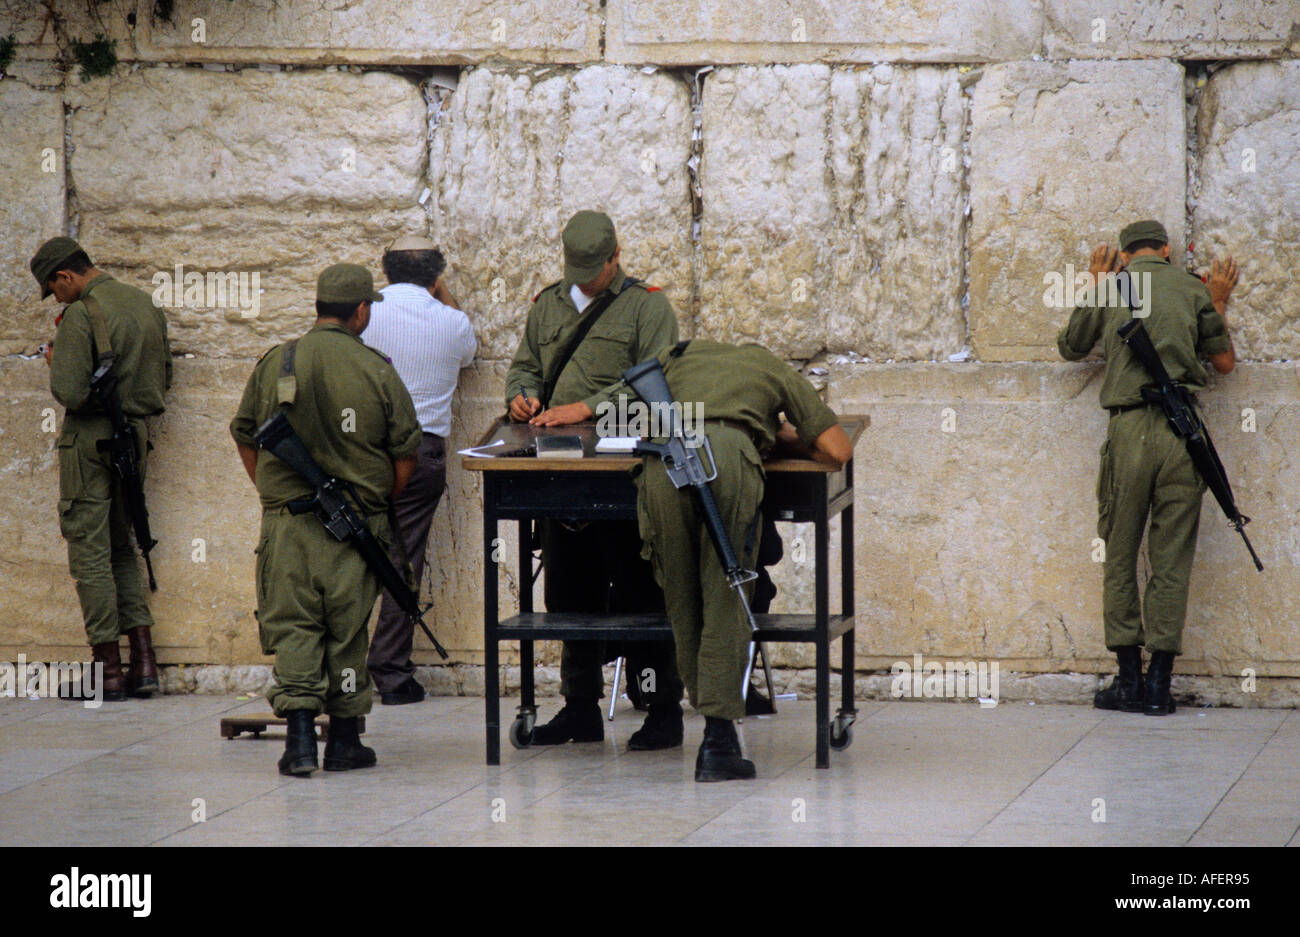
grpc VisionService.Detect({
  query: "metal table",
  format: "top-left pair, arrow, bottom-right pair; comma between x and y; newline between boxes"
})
463,416 -> 865,768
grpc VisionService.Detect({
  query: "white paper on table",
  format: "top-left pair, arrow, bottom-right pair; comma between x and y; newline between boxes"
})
457,440 -> 507,457
594,437 -> 640,453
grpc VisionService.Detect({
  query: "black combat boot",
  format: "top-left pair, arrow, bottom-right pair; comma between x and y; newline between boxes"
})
278,710 -> 319,777
695,716 -> 756,782
530,699 -> 604,745
1093,646 -> 1144,712
124,625 -> 159,698
323,715 -> 377,771
627,702 -> 684,751
59,642 -> 127,702
1143,651 -> 1177,716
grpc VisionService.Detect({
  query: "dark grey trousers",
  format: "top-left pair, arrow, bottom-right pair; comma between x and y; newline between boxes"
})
367,433 -> 446,693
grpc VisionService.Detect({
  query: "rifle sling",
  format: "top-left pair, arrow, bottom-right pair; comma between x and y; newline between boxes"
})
541,278 -> 639,407
79,292 -> 114,368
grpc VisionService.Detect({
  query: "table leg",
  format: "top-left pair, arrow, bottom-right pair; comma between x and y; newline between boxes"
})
484,484 -> 500,766
841,488 -> 856,716
518,520 -> 535,709
815,484 -> 830,769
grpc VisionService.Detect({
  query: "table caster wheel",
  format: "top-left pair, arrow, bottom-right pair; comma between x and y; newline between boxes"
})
509,714 -> 535,749
830,713 -> 855,751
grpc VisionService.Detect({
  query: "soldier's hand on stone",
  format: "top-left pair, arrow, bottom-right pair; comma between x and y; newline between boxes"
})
530,401 -> 592,427
1088,244 -> 1121,284
1208,256 -> 1239,311
509,393 -> 542,422
41,340 -> 53,366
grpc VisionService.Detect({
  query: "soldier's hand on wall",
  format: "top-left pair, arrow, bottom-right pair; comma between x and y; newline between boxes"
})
1088,244 -> 1121,284
530,401 -> 592,426
1208,256 -> 1240,313
41,340 -> 53,366
509,393 -> 542,421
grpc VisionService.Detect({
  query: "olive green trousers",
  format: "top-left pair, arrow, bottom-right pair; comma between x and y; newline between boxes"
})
1097,407 -> 1206,654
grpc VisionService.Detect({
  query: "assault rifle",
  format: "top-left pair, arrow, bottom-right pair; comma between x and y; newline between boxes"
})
621,355 -> 775,700
89,359 -> 158,591
1115,271 -> 1263,571
254,411 -> 450,657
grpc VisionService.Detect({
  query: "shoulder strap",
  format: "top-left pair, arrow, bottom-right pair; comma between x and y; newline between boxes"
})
277,339 -> 299,407
541,278 -> 639,407
79,293 -> 114,367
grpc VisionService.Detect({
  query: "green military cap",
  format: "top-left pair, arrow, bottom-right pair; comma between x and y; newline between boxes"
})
562,210 -> 617,284
1119,219 -> 1169,251
30,236 -> 85,299
317,263 -> 384,304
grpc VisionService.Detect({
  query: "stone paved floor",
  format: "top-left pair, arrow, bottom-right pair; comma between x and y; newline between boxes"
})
0,695 -> 1296,847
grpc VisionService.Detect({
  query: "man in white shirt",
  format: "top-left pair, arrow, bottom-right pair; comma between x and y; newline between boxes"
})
363,235 -> 477,704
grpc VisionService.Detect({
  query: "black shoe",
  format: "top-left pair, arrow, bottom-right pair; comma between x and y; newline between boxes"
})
380,676 -> 425,706
695,717 -> 756,782
1143,651 -> 1177,716
530,700 -> 604,745
1094,646 -> 1144,712
277,710 -> 319,777
627,703 -> 683,751
323,715 -> 377,771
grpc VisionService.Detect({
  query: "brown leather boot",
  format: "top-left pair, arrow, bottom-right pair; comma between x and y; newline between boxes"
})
125,626 -> 159,698
60,643 -> 127,702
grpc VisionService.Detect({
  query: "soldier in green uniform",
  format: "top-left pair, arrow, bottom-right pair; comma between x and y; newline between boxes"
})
231,264 -> 422,776
537,339 -> 852,780
31,237 -> 171,702
507,210 -> 686,750
1057,220 -> 1238,716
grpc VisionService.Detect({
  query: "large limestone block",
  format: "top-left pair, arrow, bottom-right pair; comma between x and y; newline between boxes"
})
66,67 -> 427,358
969,61 -> 1186,362
429,66 -> 694,362
698,65 -> 967,360
607,0 -> 1043,64
828,361 -> 1300,677
1195,61 -> 1300,361
139,0 -> 601,64
0,0 -> 138,61
0,78 -> 65,355
1044,1 -> 1300,60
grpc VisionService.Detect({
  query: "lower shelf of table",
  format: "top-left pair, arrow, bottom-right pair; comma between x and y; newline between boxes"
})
494,611 -> 854,643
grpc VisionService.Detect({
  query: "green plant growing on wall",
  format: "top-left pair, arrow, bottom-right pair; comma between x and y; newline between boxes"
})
69,32 -> 116,81
0,33 -> 16,75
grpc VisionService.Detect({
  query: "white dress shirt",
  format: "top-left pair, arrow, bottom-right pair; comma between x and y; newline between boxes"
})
364,282 -> 476,438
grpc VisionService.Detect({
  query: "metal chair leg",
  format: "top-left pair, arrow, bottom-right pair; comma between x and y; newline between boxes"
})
608,656 -> 624,721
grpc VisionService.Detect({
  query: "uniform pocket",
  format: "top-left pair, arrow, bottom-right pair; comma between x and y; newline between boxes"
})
254,530 -> 273,654
56,498 -> 76,539
56,433 -> 81,501
1096,436 -> 1114,541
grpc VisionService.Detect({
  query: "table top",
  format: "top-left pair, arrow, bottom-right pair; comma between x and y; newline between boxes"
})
461,416 -> 868,474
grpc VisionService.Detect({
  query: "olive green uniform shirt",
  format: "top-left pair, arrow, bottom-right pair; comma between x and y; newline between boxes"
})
504,267 -> 679,414
230,321 -> 422,513
644,339 -> 840,452
50,273 -> 172,423
1056,256 -> 1231,408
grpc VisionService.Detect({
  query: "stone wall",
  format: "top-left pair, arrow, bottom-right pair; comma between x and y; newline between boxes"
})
1,1 -> 1298,696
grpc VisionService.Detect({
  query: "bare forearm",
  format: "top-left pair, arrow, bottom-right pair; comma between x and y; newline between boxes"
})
392,455 -> 417,499
236,444 -> 258,484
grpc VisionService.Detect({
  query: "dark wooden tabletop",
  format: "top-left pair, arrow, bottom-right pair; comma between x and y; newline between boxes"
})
462,416 -> 868,474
